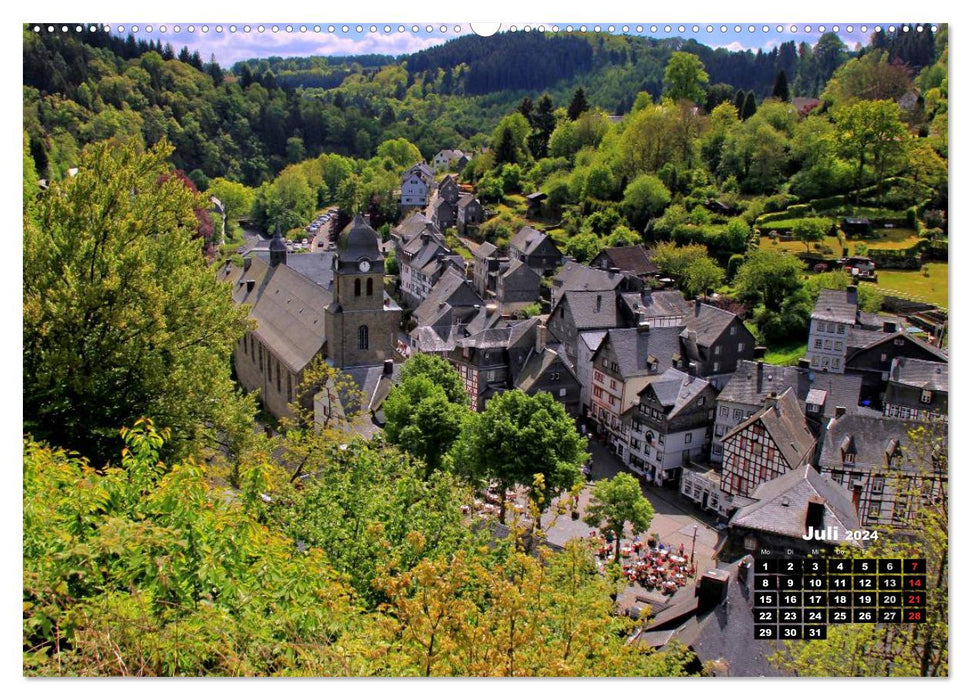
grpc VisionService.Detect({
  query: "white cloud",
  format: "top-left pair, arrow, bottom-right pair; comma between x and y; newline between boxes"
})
119,28 -> 461,66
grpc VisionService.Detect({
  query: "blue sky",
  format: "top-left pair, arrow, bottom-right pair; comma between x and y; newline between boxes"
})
94,21 -> 903,67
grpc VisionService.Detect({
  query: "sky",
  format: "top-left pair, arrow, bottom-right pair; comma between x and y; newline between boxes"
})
72,21 -> 919,67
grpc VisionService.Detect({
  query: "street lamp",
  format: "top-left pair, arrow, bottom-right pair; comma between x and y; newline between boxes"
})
690,525 -> 698,566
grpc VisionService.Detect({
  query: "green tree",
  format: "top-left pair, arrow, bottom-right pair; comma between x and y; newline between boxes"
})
207,177 -> 255,235
564,231 -> 603,264
567,87 -> 589,121
733,250 -> 806,312
23,141 -> 253,465
451,390 -> 586,522
806,270 -> 884,312
834,100 -> 909,196
529,94 -> 557,158
771,70 -> 791,102
583,473 -> 655,562
400,353 -> 467,405
683,256 -> 725,298
376,137 -> 423,169
792,217 -> 828,252
622,174 -> 672,232
384,376 -> 467,478
22,420 -> 362,676
663,52 -> 710,104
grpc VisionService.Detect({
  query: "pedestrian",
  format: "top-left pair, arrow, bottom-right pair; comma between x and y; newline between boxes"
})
678,542 -> 685,558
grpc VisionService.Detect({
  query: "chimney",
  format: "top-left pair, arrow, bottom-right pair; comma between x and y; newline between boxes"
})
806,495 -> 826,531
753,346 -> 767,360
695,569 -> 730,612
383,359 -> 394,375
243,257 -> 252,271
535,323 -> 548,354
595,294 -> 602,313
609,266 -> 621,274
834,406 -> 846,419
797,358 -> 810,369
883,321 -> 897,333
246,279 -> 256,293
695,298 -> 703,316
764,391 -> 778,410
756,360 -> 764,392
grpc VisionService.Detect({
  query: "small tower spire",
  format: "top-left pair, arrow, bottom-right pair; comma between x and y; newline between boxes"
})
269,223 -> 287,267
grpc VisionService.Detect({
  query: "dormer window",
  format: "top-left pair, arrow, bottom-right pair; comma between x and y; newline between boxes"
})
843,451 -> 856,464
921,389 -> 933,404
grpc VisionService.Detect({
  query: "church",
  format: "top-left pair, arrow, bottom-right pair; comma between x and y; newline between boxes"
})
219,215 -> 401,421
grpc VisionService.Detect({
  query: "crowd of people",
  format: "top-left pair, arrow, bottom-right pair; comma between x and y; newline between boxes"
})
591,533 -> 696,596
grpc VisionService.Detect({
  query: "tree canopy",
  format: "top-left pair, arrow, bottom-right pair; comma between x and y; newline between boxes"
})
23,141 -> 253,464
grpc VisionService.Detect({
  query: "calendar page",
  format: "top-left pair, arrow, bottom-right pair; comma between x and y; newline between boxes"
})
22,13 -> 948,681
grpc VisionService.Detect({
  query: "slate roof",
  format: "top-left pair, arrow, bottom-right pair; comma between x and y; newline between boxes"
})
247,262 -> 330,373
559,290 -> 622,330
888,357 -> 948,392
641,368 -> 712,419
683,302 -> 744,348
509,226 -> 558,257
593,245 -> 659,276
514,346 -> 575,393
637,561 -> 789,677
554,262 -> 626,295
498,258 -> 542,292
847,330 -> 949,362
723,388 -> 816,470
337,215 -> 381,262
394,212 -> 436,244
812,287 -> 859,325
620,289 -> 691,321
458,192 -> 479,209
602,326 -> 684,379
817,414 -> 924,471
413,269 -> 484,327
729,464 -> 861,540
717,360 -> 868,417
473,240 -> 497,259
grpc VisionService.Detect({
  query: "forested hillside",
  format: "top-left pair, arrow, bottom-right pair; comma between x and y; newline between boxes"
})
24,25 -> 942,189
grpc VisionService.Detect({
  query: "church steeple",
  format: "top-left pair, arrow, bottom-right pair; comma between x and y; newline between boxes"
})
269,224 -> 287,267
336,214 -> 382,272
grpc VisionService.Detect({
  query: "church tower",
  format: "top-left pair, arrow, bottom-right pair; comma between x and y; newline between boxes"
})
325,214 -> 399,367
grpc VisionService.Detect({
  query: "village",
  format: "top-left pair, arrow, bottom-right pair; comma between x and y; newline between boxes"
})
214,151 -> 948,670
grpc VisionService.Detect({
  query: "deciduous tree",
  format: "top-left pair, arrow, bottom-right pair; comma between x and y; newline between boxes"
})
583,473 -> 655,561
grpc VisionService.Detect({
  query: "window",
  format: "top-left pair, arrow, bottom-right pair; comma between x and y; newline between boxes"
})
837,324 -> 845,334
807,403 -> 820,413
610,380 -> 617,390
834,341 -> 843,351
358,325 -> 369,350
719,406 -> 728,417
559,388 -> 567,397
354,278 -> 361,297
921,389 -> 932,404
868,504 -> 882,520
872,477 -> 885,494
827,322 -> 835,333
815,339 -> 823,349
715,425 -> 724,437
738,342 -> 745,353
832,358 -> 840,369
844,452 -> 856,464
880,353 -> 888,362
733,409 -> 742,420
697,396 -> 706,407
685,433 -> 693,444
713,361 -> 720,372
713,345 -> 721,356
822,357 -> 830,367
366,278 -> 373,296
730,325 -> 737,336
824,339 -> 832,350
550,371 -> 560,381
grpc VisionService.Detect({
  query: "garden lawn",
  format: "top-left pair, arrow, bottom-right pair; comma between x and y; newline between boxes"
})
762,342 -> 808,366
873,262 -> 949,309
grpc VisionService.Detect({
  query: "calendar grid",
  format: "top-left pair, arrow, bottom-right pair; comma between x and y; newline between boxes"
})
753,558 -> 926,639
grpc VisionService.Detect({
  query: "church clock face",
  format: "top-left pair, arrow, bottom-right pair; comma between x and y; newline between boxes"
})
358,259 -> 371,273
